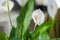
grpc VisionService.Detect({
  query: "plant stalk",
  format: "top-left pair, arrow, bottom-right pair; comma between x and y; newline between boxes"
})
7,1 -> 13,27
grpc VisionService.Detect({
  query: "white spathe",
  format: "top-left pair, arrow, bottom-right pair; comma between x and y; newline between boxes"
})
16,0 -> 28,6
35,0 -> 48,6
16,0 -> 60,8
47,0 -> 58,19
0,10 -> 19,36
55,0 -> 60,8
2,0 -> 14,11
0,0 -> 5,5
16,0 -> 48,6
32,9 -> 45,25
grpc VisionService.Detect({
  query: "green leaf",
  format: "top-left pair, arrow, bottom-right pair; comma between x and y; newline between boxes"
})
38,32 -> 50,40
33,21 -> 52,39
51,38 -> 60,40
32,19 -> 60,40
16,1 -> 31,39
9,37 -> 17,40
16,0 -> 34,39
23,0 -> 34,36
9,26 -> 16,39
0,32 -> 7,40
24,30 -> 34,40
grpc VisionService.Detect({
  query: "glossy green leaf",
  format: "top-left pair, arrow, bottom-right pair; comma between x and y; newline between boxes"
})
24,30 -> 32,40
38,32 -> 50,40
0,32 -> 7,40
16,0 -> 34,39
33,20 -> 52,39
9,37 -> 18,40
16,1 -> 30,39
9,26 -> 16,39
23,0 -> 34,36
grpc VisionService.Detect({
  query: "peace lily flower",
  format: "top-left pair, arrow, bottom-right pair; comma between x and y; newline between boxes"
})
55,0 -> 60,8
16,0 -> 28,6
2,0 -> 14,11
47,0 -> 58,19
16,0 -> 48,6
32,9 -> 45,25
35,0 -> 48,6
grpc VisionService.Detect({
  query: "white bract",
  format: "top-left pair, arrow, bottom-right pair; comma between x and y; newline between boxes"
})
47,0 -> 58,19
35,0 -> 48,6
55,0 -> 60,8
2,0 -> 14,11
16,0 -> 48,6
0,0 -> 5,5
16,0 -> 28,6
32,9 -> 45,25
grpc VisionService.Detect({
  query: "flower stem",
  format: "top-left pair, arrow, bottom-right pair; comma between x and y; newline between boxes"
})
7,1 -> 13,26
34,24 -> 36,31
52,18 -> 55,28
49,18 -> 56,38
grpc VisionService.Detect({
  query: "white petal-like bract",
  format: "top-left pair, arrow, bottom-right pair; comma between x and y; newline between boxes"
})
47,0 -> 58,19
16,0 -> 48,6
35,0 -> 48,6
16,0 -> 28,6
55,0 -> 60,8
32,9 -> 45,25
2,0 -> 14,11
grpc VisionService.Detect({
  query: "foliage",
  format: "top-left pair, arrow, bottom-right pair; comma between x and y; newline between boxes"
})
0,32 -> 7,40
0,0 -> 60,40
